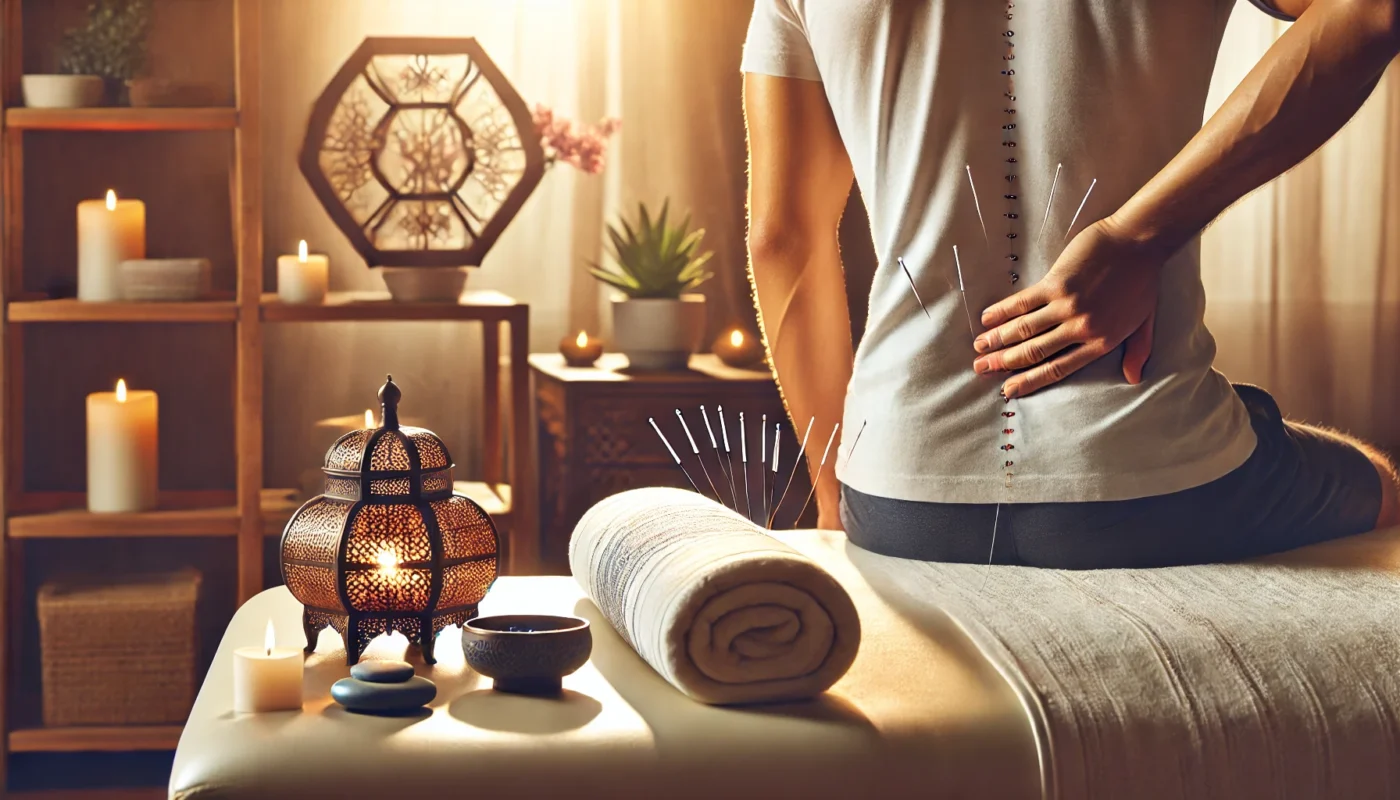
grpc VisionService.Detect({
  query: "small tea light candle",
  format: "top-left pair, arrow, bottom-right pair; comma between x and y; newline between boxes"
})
712,328 -> 764,368
559,330 -> 604,367
277,240 -> 329,304
86,379 -> 158,512
78,190 -> 146,302
233,620 -> 304,713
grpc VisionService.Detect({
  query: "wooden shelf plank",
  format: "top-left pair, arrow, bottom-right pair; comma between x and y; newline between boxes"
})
5,107 -> 237,132
8,724 -> 181,753
8,298 -> 238,323
261,290 -> 524,323
10,489 -> 301,539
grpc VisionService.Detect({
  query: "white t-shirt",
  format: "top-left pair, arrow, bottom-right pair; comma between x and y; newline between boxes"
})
742,0 -> 1271,504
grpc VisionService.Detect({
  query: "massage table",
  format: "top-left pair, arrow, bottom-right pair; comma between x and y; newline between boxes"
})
170,529 -> 1041,799
171,525 -> 1400,799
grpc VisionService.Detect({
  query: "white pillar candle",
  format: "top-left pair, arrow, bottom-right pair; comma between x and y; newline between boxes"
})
277,240 -> 329,304
86,379 -> 158,513
78,190 -> 146,302
233,620 -> 304,713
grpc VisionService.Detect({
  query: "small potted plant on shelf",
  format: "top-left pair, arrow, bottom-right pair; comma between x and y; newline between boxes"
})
590,200 -> 714,371
22,0 -> 151,109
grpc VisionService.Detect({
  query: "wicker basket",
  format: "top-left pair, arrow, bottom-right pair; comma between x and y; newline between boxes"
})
38,569 -> 201,727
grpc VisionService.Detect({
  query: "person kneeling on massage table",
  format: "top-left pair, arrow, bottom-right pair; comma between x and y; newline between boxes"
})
743,0 -> 1400,568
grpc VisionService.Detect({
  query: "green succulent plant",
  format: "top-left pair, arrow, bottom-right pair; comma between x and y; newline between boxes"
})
590,200 -> 714,299
59,0 -> 152,81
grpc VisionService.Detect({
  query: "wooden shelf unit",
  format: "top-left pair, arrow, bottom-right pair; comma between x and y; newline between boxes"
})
4,106 -> 238,132
0,0 -> 538,780
0,0 -> 266,780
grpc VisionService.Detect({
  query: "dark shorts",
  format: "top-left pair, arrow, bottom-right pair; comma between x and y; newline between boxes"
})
840,385 -> 1384,569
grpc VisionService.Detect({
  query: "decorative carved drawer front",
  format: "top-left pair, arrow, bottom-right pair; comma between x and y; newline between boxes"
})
530,354 -> 795,573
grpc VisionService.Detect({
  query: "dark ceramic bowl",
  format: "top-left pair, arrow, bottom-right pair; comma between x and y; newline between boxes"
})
461,615 -> 592,695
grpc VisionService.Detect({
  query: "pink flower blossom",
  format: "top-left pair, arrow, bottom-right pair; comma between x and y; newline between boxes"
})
533,103 -> 621,176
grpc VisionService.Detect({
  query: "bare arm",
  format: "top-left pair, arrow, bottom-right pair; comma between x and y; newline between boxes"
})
975,0 -> 1400,398
744,73 -> 855,529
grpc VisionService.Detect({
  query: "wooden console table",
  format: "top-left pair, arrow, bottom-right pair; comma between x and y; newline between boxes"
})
531,353 -> 812,573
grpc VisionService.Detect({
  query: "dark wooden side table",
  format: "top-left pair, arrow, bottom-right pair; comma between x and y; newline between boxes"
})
530,353 -> 815,573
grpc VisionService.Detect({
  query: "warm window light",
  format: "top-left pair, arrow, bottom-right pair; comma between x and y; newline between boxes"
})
105,189 -> 116,211
730,329 -> 745,347
264,619 -> 276,656
376,549 -> 399,577
297,240 -> 309,263
115,378 -> 127,403
576,331 -> 588,348
365,409 -> 375,428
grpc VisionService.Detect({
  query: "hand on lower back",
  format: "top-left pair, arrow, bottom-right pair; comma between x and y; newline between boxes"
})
972,216 -> 1164,398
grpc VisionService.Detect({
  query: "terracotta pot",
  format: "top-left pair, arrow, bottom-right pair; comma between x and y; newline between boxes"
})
21,75 -> 104,109
611,294 -> 706,371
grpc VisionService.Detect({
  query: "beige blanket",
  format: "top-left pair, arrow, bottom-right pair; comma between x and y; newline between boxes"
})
852,525 -> 1400,799
569,488 -> 861,705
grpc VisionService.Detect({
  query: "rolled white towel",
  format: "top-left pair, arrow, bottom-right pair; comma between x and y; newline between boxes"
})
570,487 -> 861,705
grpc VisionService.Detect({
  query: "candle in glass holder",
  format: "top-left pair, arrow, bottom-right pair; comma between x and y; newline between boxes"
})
86,379 -> 158,512
560,330 -> 604,367
712,328 -> 765,368
233,620 -> 304,713
78,190 -> 146,302
277,240 -> 329,304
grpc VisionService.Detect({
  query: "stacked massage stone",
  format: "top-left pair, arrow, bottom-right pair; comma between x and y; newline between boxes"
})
331,660 -> 436,715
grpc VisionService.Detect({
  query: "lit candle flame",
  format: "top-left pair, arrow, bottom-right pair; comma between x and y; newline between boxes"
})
575,331 -> 588,348
264,619 -> 275,656
365,409 -> 375,428
115,378 -> 127,403
105,190 -> 116,211
729,329 -> 745,347
376,549 -> 398,577
297,240 -> 309,263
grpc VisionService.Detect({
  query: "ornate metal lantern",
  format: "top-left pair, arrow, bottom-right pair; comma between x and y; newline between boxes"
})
299,37 -> 545,268
280,376 -> 498,665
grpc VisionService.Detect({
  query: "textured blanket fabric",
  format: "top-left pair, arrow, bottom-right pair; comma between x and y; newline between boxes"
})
570,488 -> 861,705
849,528 -> 1400,800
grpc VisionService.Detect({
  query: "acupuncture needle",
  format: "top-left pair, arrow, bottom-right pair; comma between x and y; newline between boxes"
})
649,417 -> 701,496
791,422 -> 842,528
700,405 -> 736,509
966,165 -> 990,249
1063,178 -> 1097,241
675,409 -> 720,503
1035,162 -> 1062,245
768,416 -> 813,529
718,406 -> 738,510
952,246 -> 978,337
740,411 -> 752,522
766,423 -> 781,529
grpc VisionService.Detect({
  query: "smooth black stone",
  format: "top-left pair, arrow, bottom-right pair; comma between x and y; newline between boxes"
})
331,675 -> 436,714
350,660 -> 415,684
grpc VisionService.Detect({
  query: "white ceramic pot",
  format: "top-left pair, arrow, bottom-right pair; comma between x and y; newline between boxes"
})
380,267 -> 469,303
22,75 -> 105,109
612,294 -> 707,371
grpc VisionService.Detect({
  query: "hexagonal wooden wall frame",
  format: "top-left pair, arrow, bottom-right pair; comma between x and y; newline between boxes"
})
298,37 -> 546,269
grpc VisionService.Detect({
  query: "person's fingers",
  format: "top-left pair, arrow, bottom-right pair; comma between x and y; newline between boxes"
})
1002,343 -> 1104,398
975,324 -> 1076,373
1122,310 -> 1155,385
979,282 -> 1054,332
974,304 -> 1061,355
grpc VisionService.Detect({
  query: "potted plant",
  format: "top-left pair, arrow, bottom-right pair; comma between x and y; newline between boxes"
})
590,200 -> 714,371
22,0 -> 151,109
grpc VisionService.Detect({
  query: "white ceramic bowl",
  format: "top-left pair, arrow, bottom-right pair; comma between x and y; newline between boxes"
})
380,267 -> 469,303
22,75 -> 105,109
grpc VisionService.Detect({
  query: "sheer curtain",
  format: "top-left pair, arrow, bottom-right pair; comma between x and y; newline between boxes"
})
1202,3 -> 1400,451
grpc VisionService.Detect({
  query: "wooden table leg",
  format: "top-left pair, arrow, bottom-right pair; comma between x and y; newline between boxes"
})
508,309 -> 537,575
482,320 -> 501,487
